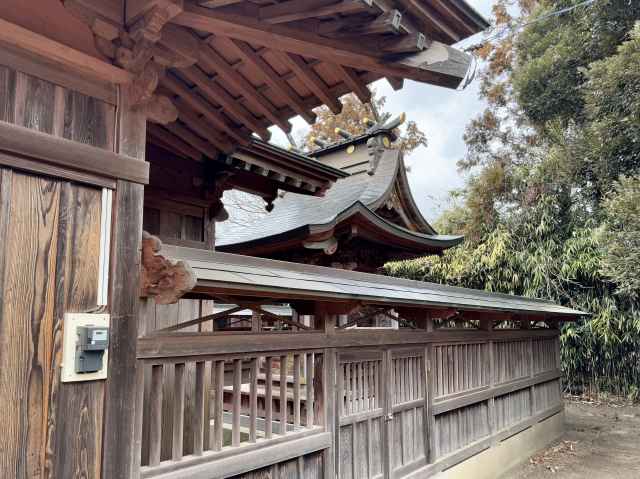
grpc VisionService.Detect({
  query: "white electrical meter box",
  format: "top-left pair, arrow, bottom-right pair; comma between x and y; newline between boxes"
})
61,313 -> 110,383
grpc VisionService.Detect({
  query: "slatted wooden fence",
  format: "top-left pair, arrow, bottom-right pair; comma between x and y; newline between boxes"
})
137,328 -> 564,479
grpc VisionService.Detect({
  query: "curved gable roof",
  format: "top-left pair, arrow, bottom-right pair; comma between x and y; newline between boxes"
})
217,146 -> 462,254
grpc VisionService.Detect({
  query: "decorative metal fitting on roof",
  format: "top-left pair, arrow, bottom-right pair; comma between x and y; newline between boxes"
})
366,135 -> 387,176
334,127 -> 353,140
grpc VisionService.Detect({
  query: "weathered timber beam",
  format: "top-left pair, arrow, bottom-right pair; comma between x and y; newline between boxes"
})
274,51 -> 342,114
328,9 -> 402,37
394,0 -> 460,42
161,74 -> 254,144
177,66 -> 272,140
172,2 -> 473,88
428,0 -> 479,36
147,124 -> 203,161
0,18 -> 132,84
199,34 -> 293,132
173,102 -> 235,153
141,232 -> 197,305
198,0 -> 244,7
260,0 -> 372,24
224,39 -> 317,124
0,120 -> 148,184
380,32 -> 427,54
164,121 -> 218,157
127,0 -> 184,25
137,328 -> 560,359
386,76 -> 404,90
334,64 -> 371,103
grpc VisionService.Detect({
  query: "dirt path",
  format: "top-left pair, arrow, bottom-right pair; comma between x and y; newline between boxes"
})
501,398 -> 640,478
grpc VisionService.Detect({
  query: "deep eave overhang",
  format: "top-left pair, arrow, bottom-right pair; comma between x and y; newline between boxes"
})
218,201 -> 464,255
163,246 -> 588,319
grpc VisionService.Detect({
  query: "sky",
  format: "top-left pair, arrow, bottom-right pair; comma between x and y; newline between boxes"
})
265,0 -> 496,224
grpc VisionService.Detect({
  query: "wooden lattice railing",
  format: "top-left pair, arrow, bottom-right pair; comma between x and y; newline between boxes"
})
138,348 -> 330,479
137,327 -> 563,479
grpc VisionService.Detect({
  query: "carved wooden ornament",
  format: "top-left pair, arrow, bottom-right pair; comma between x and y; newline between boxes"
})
140,231 -> 197,304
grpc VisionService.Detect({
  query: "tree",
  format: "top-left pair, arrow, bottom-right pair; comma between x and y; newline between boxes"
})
599,176 -> 640,299
302,90 -> 427,154
386,4 -> 640,398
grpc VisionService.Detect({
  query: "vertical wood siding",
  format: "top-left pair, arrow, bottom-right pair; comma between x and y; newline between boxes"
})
432,343 -> 489,398
494,340 -> 530,384
0,170 -> 103,478
0,65 -> 114,150
434,401 -> 490,458
0,64 -> 115,479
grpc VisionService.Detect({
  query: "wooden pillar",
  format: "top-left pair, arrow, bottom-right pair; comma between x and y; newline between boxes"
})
481,316 -> 497,444
102,87 -> 147,479
314,304 -> 336,478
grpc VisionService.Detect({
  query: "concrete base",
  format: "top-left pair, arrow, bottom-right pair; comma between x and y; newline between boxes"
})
435,411 -> 565,479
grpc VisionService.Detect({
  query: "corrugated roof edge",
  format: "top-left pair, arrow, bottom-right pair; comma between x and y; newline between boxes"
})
164,246 -> 589,319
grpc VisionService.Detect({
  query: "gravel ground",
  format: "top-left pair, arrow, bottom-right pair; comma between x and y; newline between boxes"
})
501,398 -> 640,479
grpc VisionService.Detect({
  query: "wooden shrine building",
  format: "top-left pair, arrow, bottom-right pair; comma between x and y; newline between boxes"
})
0,2 -> 587,479
217,116 -> 464,271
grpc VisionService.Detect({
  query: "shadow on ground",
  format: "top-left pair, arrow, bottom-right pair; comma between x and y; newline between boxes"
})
501,399 -> 640,479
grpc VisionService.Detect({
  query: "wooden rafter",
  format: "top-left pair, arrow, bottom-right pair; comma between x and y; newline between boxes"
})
274,51 -> 342,114
327,9 -> 402,37
161,73 -> 254,144
200,35 -> 293,132
223,38 -> 317,124
178,65 -> 272,140
260,0 -> 373,25
172,2 -> 472,88
386,76 -> 404,91
147,124 -> 202,161
380,32 -> 427,54
198,0 -> 244,8
334,64 -> 370,103
173,101 -> 234,153
394,0 -> 461,42
164,120 -> 219,158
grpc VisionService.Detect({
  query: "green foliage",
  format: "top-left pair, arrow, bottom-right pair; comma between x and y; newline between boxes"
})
386,199 -> 640,397
513,0 -> 640,127
599,176 -> 640,299
575,24 -> 640,200
388,7 -> 640,398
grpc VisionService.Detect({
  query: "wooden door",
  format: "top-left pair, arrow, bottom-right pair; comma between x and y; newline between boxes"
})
0,167 -> 106,478
387,348 -> 428,478
336,350 -> 386,479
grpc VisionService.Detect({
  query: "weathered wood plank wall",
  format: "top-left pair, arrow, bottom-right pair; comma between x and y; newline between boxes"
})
0,63 -> 115,479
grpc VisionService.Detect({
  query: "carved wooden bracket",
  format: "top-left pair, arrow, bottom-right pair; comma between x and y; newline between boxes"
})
63,0 -> 181,124
140,231 -> 196,305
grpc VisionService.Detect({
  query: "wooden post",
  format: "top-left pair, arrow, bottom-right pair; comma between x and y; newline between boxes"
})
424,344 -> 435,463
480,317 -> 497,443
314,303 -> 336,478
382,348 -> 392,479
102,86 -> 146,479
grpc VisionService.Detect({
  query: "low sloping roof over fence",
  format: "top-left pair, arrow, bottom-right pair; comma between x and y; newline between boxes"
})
165,246 -> 587,319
